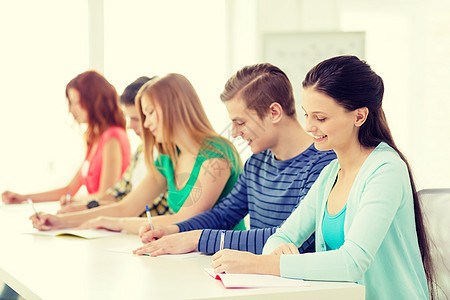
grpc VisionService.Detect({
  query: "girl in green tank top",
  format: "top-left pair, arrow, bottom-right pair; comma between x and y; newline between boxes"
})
65,73 -> 245,235
137,74 -> 245,230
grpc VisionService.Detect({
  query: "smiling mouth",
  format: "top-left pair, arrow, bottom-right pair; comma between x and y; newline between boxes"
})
313,134 -> 327,141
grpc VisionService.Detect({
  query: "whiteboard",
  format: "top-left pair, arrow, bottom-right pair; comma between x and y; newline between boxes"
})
262,31 -> 365,122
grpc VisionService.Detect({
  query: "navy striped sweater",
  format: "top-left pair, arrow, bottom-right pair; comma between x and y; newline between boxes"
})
176,144 -> 336,254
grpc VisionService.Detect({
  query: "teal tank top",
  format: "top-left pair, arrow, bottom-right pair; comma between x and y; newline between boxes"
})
155,137 -> 246,230
322,202 -> 347,250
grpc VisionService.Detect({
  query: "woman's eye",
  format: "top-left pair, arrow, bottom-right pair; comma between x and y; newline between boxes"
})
237,122 -> 245,126
316,117 -> 326,122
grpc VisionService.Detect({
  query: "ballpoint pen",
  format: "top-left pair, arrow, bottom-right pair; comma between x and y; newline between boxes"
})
145,205 -> 154,231
65,192 -> 71,205
220,230 -> 225,251
27,198 -> 40,220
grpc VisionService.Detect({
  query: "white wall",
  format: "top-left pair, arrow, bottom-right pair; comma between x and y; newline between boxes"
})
1,0 -> 449,195
238,0 -> 450,190
0,1 -> 89,194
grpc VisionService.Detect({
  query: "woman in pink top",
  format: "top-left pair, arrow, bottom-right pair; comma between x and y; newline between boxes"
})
2,71 -> 131,205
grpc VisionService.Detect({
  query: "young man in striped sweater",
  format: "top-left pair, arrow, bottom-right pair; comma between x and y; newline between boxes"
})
133,63 -> 336,256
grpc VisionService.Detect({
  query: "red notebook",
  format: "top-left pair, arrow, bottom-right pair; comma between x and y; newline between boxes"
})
204,268 -> 310,289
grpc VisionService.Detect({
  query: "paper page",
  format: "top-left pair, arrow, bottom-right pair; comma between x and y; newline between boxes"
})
25,229 -> 121,239
106,246 -> 207,259
204,268 -> 309,288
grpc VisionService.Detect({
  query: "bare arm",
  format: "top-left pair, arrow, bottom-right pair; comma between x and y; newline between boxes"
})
211,249 -> 281,275
32,172 -> 166,229
97,138 -> 124,194
151,158 -> 231,226
82,158 -> 233,234
3,168 -> 83,204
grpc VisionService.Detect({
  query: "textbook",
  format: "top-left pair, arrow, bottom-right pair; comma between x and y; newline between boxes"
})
204,268 -> 310,289
25,228 -> 121,239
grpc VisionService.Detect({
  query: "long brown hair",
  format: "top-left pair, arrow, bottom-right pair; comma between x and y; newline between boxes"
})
65,70 -> 126,147
303,55 -> 435,298
135,73 -> 242,175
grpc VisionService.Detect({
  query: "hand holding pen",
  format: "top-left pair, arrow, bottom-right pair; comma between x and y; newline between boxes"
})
27,198 -> 40,220
145,205 -> 154,231
220,230 -> 225,251
27,199 -> 64,231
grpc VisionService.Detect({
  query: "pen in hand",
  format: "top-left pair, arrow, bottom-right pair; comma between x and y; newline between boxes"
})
145,205 -> 154,231
220,230 -> 225,251
27,198 -> 40,220
65,192 -> 71,205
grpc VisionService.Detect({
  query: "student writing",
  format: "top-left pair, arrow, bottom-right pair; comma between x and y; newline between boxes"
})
2,71 -> 131,205
30,74 -> 245,231
130,63 -> 336,256
211,56 -> 435,300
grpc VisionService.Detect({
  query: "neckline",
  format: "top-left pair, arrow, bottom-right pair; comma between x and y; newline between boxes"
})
270,143 -> 314,168
325,202 -> 347,218
172,147 -> 203,192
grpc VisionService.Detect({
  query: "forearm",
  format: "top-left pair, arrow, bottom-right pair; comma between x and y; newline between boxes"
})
97,193 -> 117,206
117,217 -> 146,234
199,227 -> 277,254
177,198 -> 248,232
152,213 -> 185,226
58,201 -> 136,227
255,255 -> 280,276
25,187 -> 68,203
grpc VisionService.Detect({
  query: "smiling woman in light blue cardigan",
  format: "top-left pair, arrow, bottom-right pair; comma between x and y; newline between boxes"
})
210,56 -> 434,300
262,142 -> 428,299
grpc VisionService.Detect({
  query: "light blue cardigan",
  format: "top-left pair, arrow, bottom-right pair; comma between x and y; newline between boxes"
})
263,142 -> 428,299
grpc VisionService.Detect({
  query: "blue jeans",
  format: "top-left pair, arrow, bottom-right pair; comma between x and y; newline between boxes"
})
0,284 -> 19,300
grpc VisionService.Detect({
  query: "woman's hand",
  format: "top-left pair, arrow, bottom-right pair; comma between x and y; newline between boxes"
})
2,191 -> 26,204
133,230 -> 202,256
270,243 -> 300,255
29,213 -> 65,231
77,216 -> 123,232
139,223 -> 179,243
211,249 -> 281,275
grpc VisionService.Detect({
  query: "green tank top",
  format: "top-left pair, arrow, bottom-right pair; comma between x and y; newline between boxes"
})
155,138 -> 246,230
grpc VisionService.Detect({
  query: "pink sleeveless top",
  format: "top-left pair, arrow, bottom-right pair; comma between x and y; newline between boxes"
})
80,126 -> 131,194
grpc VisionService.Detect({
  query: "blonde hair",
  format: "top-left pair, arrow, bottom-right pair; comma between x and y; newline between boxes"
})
135,73 -> 242,175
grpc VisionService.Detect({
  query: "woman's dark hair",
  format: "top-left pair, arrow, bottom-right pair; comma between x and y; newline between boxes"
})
120,76 -> 157,105
303,55 -> 435,298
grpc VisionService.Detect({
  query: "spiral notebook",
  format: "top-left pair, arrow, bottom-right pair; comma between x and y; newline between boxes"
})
204,268 -> 309,289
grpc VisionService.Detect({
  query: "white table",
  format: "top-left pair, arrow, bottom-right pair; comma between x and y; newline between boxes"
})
0,202 -> 365,300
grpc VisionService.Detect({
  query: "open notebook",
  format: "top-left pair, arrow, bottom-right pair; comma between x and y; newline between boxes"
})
25,229 -> 121,239
204,268 -> 309,289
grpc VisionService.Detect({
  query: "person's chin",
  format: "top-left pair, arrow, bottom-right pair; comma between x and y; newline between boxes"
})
249,143 -> 264,154
313,142 -> 332,151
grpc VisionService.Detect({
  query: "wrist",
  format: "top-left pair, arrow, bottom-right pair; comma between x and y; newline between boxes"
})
117,218 -> 126,231
86,200 -> 100,209
193,229 -> 202,244
169,225 -> 180,234
256,255 -> 280,276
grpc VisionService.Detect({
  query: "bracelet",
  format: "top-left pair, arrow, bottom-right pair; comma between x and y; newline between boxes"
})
86,200 -> 100,209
